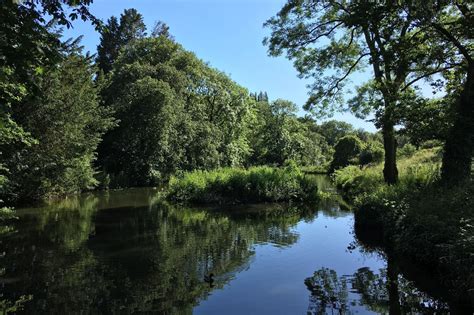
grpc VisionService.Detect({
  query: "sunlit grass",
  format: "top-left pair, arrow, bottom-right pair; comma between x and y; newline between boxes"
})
165,163 -> 319,204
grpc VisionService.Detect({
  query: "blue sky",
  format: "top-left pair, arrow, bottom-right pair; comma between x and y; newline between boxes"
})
63,0 -> 379,131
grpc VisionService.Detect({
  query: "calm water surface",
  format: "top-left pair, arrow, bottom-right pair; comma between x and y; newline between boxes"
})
1,179 -> 449,314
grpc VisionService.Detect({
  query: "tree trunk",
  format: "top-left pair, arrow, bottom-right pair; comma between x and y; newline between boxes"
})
383,122 -> 398,184
441,65 -> 474,185
387,256 -> 402,315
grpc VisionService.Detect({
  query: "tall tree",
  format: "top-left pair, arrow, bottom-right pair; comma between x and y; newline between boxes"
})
406,2 -> 473,184
99,36 -> 254,186
0,0 -> 99,203
317,120 -> 354,146
6,44 -> 114,201
249,99 -> 327,166
151,21 -> 174,39
96,8 -> 146,74
264,1 -> 443,184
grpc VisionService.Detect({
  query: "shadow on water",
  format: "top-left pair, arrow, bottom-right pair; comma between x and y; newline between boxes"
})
1,182 -> 467,314
351,216 -> 472,314
1,188 -> 333,314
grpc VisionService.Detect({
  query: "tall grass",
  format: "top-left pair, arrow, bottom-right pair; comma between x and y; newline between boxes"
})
333,147 -> 442,204
166,163 -> 319,204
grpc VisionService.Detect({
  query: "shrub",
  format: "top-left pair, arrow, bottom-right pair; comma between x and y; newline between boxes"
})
398,143 -> 416,158
420,139 -> 444,149
329,135 -> 364,172
396,183 -> 474,298
359,141 -> 384,167
333,165 -> 383,198
166,164 -> 318,204
337,146 -> 472,306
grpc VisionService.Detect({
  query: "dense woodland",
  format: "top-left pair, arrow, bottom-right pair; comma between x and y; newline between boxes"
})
0,0 -> 473,311
0,3 -> 387,204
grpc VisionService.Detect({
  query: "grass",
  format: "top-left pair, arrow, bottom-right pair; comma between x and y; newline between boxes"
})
333,147 -> 442,204
333,147 -> 473,309
165,163 -> 319,204
300,164 -> 329,174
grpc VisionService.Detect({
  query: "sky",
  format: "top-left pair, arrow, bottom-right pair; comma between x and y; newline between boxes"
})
62,0 -> 379,131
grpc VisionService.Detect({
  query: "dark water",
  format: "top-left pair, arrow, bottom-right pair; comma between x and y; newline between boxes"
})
1,179 -> 451,314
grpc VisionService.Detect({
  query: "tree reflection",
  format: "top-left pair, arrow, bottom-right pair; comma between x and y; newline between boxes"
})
1,193 -> 314,314
305,267 -> 348,314
305,262 -> 450,315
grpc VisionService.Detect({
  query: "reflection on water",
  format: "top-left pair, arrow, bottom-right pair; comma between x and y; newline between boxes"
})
0,184 -> 452,314
305,264 -> 450,315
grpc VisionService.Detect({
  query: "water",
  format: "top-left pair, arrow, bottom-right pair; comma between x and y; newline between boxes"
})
1,182 -> 450,314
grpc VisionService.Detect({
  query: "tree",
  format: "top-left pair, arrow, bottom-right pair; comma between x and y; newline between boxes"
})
96,8 -> 146,74
0,0 -> 99,202
250,99 -> 327,166
151,21 -> 173,39
330,135 -> 363,172
257,91 -> 269,102
264,1 -> 444,184
317,120 -> 354,146
0,67 -> 35,205
359,141 -> 384,167
6,46 -> 114,201
399,97 -> 453,148
98,36 -> 255,186
404,3 -> 473,184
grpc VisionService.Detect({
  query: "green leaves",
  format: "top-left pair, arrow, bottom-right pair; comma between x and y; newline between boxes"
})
99,37 -> 256,187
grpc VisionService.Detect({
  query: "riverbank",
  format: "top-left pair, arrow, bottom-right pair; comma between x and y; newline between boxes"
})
333,148 -> 474,311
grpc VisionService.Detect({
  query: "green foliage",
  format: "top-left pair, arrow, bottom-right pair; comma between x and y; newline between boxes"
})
5,50 -> 114,201
396,183 -> 474,297
0,207 -> 17,236
166,164 -> 319,204
359,141 -> 384,167
316,120 -> 354,146
353,180 -> 474,302
329,135 -> 364,172
334,148 -> 442,203
96,9 -> 147,74
335,146 -> 472,301
249,99 -> 330,167
0,294 -> 33,315
397,143 -> 416,158
400,98 -> 453,147
99,36 -> 255,187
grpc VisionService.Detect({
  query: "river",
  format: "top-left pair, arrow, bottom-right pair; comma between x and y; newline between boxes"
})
1,178 -> 451,314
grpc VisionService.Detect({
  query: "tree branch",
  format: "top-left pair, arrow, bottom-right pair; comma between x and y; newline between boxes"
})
431,22 -> 473,64
401,65 -> 457,91
306,19 -> 343,36
292,21 -> 344,48
328,52 -> 370,94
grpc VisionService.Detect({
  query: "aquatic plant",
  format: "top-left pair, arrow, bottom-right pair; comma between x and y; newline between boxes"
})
165,163 -> 318,204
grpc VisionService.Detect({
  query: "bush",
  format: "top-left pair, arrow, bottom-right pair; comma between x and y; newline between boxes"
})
398,143 -> 416,158
359,141 -> 384,167
396,183 -> 474,299
420,139 -> 444,149
336,147 -> 472,308
165,164 -> 319,204
329,135 -> 364,172
333,165 -> 383,198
